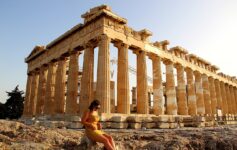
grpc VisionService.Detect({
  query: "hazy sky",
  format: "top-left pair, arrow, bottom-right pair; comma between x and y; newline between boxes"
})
0,1 -> 237,103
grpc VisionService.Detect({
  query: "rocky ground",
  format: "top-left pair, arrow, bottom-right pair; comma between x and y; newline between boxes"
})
0,120 -> 237,150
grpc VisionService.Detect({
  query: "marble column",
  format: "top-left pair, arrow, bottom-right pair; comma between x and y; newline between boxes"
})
234,88 -> 237,114
95,34 -> 111,114
136,50 -> 148,114
175,64 -> 188,115
214,80 -> 222,110
186,68 -> 197,115
225,84 -> 232,115
194,71 -> 205,115
79,44 -> 94,115
164,60 -> 177,115
220,82 -> 228,115
35,65 -> 48,115
23,74 -> 33,116
202,74 -> 212,115
65,51 -> 80,115
131,87 -> 137,105
110,81 -> 116,113
28,71 -> 39,116
209,77 -> 217,114
44,61 -> 57,115
230,86 -> 236,115
115,42 -> 130,114
152,56 -> 165,115
54,57 -> 67,114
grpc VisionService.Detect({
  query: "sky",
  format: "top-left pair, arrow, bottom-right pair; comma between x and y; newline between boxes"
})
0,0 -> 237,103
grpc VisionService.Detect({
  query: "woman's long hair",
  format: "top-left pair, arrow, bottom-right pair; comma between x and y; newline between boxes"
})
88,99 -> 100,111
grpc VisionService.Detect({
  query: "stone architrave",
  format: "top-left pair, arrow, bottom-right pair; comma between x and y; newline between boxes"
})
35,65 -> 48,115
28,72 -> 39,116
230,86 -> 237,115
152,56 -> 165,115
220,82 -> 228,115
214,79 -> 222,110
23,74 -> 33,116
186,67 -> 197,115
209,77 -> 217,115
164,60 -> 177,115
175,64 -> 188,115
194,71 -> 205,115
95,34 -> 111,114
79,44 -> 95,115
115,42 -> 130,114
136,50 -> 148,114
225,84 -> 232,115
44,61 -> 57,115
54,57 -> 67,114
65,51 -> 80,115
202,74 -> 212,115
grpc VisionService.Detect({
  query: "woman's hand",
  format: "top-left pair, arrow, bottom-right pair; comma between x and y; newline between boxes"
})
89,124 -> 97,130
97,123 -> 102,130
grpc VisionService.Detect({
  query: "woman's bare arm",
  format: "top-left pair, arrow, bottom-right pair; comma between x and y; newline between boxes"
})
81,111 -> 96,129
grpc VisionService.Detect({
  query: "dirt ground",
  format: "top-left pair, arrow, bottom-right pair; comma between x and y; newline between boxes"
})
0,120 -> 237,150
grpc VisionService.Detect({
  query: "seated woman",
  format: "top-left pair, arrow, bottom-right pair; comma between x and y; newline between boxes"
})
81,100 -> 115,150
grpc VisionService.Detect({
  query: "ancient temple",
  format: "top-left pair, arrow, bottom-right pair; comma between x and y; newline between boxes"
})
22,5 -> 237,128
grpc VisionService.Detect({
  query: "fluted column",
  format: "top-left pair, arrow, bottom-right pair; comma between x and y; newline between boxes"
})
35,65 -> 48,115
220,82 -> 228,115
234,88 -> 237,114
186,68 -> 197,115
214,80 -> 222,110
65,51 -> 80,115
95,34 -> 111,114
136,50 -> 148,114
164,60 -> 177,115
23,74 -> 33,116
209,77 -> 217,114
54,57 -> 67,114
230,86 -> 236,115
131,87 -> 137,105
28,71 -> 39,116
152,56 -> 164,115
79,44 -> 94,115
44,61 -> 57,115
225,84 -> 232,115
194,71 -> 205,115
115,42 -> 130,114
202,74 -> 212,115
234,87 -> 237,114
175,64 -> 188,115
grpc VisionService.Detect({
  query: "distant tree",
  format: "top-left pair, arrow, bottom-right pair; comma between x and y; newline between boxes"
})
4,85 -> 24,119
0,102 -> 6,119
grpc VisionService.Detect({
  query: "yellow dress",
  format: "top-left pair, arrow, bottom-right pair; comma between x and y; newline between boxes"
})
85,112 -> 105,141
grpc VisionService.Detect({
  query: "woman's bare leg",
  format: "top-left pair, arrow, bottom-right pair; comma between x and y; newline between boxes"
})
91,134 -> 114,150
103,134 -> 115,149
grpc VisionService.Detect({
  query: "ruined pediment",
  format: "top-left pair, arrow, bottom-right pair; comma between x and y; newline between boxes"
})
25,45 -> 45,62
81,4 -> 127,24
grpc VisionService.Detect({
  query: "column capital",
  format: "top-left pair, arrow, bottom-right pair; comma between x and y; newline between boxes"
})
163,59 -> 173,65
83,40 -> 97,49
113,41 -> 129,49
174,63 -> 183,69
184,67 -> 193,72
56,56 -> 67,62
193,70 -> 201,76
133,49 -> 145,55
97,34 -> 111,43
69,50 -> 81,56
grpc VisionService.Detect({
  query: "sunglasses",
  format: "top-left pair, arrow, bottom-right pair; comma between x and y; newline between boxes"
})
95,106 -> 101,110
